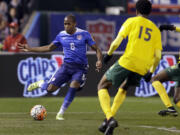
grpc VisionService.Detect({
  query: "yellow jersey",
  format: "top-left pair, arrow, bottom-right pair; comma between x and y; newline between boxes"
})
118,16 -> 162,75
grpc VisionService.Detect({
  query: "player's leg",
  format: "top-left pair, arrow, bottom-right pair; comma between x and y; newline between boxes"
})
56,70 -> 87,120
98,74 -> 113,120
28,80 -> 60,92
28,64 -> 69,93
99,80 -> 127,135
27,67 -> 61,92
174,86 -> 180,108
28,79 -> 60,92
98,62 -> 127,134
111,72 -> 142,117
56,80 -> 80,120
151,66 -> 178,116
98,74 -> 118,134
111,80 -> 127,116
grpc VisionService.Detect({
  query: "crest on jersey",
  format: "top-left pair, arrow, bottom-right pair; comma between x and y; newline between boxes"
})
77,35 -> 82,40
86,19 -> 115,51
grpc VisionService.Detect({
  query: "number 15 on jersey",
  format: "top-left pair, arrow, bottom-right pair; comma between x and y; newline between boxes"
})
138,26 -> 152,41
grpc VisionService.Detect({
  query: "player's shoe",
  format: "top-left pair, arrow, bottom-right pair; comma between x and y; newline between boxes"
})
98,119 -> 107,133
27,80 -> 44,91
104,117 -> 118,135
56,113 -> 64,120
158,106 -> 178,117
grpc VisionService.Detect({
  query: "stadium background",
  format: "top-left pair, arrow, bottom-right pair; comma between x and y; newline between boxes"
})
1,1 -> 180,135
1,0 -> 180,97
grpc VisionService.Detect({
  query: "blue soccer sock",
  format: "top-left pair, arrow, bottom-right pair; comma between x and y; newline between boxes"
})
58,87 -> 77,115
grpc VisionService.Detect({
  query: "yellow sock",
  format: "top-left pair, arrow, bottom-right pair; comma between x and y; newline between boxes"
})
152,81 -> 172,108
98,89 -> 112,120
111,88 -> 126,116
176,101 -> 180,108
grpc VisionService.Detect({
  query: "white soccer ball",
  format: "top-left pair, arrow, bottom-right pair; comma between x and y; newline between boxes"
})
30,105 -> 47,120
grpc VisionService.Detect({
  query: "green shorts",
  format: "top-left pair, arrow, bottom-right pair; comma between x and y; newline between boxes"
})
105,61 -> 142,88
165,64 -> 180,87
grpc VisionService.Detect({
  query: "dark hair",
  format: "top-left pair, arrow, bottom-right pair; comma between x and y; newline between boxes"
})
65,14 -> 76,23
136,0 -> 152,15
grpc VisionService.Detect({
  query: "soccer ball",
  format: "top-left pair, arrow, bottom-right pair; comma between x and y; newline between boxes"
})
30,105 -> 47,120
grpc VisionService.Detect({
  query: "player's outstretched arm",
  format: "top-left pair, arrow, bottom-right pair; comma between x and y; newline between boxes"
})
17,43 -> 57,52
91,44 -> 102,72
104,33 -> 124,64
159,25 -> 180,33
107,34 -> 123,56
159,25 -> 175,32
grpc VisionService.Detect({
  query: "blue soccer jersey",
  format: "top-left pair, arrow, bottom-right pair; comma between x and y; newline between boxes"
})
52,28 -> 95,65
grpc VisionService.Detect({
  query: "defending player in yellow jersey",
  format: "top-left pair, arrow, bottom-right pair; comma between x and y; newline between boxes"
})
97,0 -> 177,135
150,24 -> 180,116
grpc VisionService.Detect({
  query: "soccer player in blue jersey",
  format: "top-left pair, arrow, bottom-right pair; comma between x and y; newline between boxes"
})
18,14 -> 102,120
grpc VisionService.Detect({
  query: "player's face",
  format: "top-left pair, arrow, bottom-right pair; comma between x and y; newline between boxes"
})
64,17 -> 76,34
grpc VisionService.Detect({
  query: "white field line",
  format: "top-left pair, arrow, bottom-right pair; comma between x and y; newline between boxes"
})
138,125 -> 180,133
121,124 -> 180,133
0,112 -> 180,133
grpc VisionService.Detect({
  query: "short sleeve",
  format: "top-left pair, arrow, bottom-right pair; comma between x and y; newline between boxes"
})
52,34 -> 61,47
85,32 -> 96,46
118,18 -> 132,38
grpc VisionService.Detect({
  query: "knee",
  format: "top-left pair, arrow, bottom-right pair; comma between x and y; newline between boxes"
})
150,76 -> 155,83
97,75 -> 112,91
97,81 -> 112,91
70,81 -> 80,89
150,76 -> 159,83
97,81 -> 107,91
120,81 -> 129,90
97,82 -> 103,91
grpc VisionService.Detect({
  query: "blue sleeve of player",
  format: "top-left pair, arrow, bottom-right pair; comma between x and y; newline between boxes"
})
85,32 -> 96,46
52,34 -> 61,47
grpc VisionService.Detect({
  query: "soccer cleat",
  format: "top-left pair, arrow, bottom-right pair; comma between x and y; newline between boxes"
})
56,113 -> 64,120
158,107 -> 178,117
104,117 -> 118,135
27,80 -> 44,91
98,119 -> 108,133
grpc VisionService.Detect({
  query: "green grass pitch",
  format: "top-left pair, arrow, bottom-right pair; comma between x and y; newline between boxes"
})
0,97 -> 180,135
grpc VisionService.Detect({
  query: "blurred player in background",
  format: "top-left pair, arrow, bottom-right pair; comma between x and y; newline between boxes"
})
3,22 -> 27,52
97,0 -> 176,135
18,14 -> 102,120
149,24 -> 180,116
